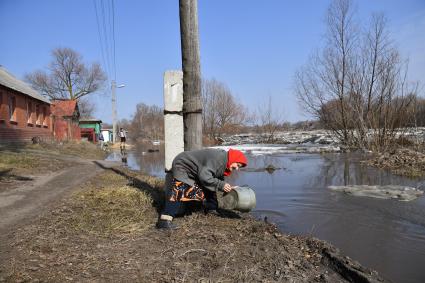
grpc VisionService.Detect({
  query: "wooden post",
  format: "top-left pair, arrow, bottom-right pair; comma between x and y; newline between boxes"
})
179,0 -> 202,151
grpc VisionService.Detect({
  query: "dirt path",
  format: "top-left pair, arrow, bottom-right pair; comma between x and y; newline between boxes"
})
0,163 -> 97,231
0,157 -> 118,264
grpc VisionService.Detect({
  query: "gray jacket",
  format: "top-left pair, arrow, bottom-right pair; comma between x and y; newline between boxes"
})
172,149 -> 228,192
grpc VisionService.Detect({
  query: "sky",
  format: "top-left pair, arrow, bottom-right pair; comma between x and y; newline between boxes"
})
1,0 -> 424,123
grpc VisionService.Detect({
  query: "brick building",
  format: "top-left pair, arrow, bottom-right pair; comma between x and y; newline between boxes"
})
0,66 -> 52,143
51,100 -> 81,141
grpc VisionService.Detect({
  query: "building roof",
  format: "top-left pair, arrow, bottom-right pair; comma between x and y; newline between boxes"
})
51,100 -> 79,117
79,118 -> 102,123
0,65 -> 50,104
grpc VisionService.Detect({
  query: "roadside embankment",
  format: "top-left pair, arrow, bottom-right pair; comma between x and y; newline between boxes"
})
0,165 -> 388,282
24,140 -> 108,160
0,141 -> 107,191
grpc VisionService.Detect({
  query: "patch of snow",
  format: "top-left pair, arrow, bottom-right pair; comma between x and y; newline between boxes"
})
212,144 -> 340,155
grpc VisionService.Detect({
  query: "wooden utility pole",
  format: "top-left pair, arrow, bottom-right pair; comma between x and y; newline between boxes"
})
179,0 -> 202,151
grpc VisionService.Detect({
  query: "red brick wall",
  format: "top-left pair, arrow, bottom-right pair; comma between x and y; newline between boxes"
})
0,85 -> 53,142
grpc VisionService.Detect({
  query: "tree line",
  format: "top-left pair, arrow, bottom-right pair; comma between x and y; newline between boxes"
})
122,71 -> 425,146
118,78 -> 295,144
295,0 -> 424,151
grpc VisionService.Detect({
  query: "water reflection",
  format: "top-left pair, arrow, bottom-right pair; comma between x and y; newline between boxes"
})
120,148 -> 128,165
106,142 -> 165,177
310,153 -> 420,188
243,154 -> 286,174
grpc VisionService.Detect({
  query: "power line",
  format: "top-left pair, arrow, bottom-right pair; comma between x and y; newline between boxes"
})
100,0 -> 112,79
93,0 -> 118,95
112,0 -> 117,81
106,0 -> 113,80
93,0 -> 110,82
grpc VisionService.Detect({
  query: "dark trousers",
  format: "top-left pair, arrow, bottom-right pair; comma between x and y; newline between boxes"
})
162,189 -> 218,218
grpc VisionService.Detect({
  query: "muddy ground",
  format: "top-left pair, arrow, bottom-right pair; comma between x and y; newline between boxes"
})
0,164 -> 387,283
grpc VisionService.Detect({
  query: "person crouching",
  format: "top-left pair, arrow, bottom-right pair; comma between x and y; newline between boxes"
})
156,148 -> 248,229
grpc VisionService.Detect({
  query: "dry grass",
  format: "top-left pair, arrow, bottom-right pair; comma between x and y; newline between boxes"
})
60,170 -> 162,237
0,151 -> 41,170
27,140 -> 107,160
0,151 -> 67,178
69,185 -> 154,236
367,147 -> 425,178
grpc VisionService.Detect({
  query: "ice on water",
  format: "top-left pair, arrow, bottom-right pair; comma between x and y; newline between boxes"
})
328,185 -> 424,201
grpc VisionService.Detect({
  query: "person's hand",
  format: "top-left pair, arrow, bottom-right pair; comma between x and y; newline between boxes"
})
223,183 -> 233,193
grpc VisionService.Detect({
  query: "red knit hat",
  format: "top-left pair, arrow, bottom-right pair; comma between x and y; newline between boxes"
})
224,149 -> 248,176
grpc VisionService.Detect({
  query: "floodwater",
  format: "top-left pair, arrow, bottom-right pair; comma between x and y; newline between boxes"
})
105,143 -> 165,178
107,145 -> 425,283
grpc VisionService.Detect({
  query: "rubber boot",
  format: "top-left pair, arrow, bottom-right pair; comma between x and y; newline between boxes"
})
156,219 -> 178,230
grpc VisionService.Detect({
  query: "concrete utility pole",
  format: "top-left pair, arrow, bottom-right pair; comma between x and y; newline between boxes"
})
111,80 -> 125,143
163,71 -> 184,172
179,0 -> 202,151
112,80 -> 117,143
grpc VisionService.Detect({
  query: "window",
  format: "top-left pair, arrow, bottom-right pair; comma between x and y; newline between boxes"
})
0,92 -> 4,122
40,107 -> 44,125
35,104 -> 40,125
8,96 -> 16,122
27,101 -> 33,124
42,106 -> 48,127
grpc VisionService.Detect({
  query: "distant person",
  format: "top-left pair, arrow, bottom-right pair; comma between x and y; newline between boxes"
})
119,128 -> 126,149
98,133 -> 104,150
156,148 -> 248,229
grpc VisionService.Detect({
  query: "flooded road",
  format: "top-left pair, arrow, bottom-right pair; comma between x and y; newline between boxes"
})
107,146 -> 425,283
106,144 -> 165,178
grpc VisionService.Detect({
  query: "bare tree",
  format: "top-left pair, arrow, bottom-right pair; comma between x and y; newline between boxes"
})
295,0 -> 418,151
202,78 -> 251,138
214,85 -> 250,136
201,79 -> 219,138
78,97 -> 96,118
129,103 -> 164,142
412,96 -> 425,127
26,47 -> 106,100
295,0 -> 357,145
256,95 -> 285,143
